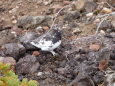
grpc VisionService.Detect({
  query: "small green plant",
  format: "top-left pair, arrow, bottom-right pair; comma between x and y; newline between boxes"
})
0,62 -> 39,86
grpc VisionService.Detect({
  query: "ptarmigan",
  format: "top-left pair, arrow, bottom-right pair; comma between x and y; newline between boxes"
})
30,24 -> 61,56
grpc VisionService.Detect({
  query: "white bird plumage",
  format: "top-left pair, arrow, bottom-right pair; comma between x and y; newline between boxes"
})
30,24 -> 61,55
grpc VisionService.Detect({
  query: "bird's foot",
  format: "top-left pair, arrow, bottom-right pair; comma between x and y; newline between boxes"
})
50,51 -> 59,57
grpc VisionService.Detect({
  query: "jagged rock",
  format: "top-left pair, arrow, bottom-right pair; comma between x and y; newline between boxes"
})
0,43 -> 26,60
19,32 -> 39,50
2,57 -> 16,65
16,55 -> 40,74
96,20 -> 112,30
64,11 -> 80,22
0,29 -> 17,46
16,15 -> 53,29
68,75 -> 95,86
84,1 -> 97,12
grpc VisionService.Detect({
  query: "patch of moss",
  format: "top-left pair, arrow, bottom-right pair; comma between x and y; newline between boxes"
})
0,63 -> 38,86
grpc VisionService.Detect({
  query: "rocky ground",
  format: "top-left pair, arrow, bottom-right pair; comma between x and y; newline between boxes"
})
0,0 -> 115,86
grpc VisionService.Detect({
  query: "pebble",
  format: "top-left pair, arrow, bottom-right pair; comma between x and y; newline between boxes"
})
86,12 -> 93,17
101,7 -> 112,13
3,57 -> 16,66
37,72 -> 43,76
32,51 -> 40,56
73,0 -> 85,11
99,59 -> 108,71
42,26 -> 49,30
93,19 -> 100,24
35,26 -> 42,30
63,1 -> 70,5
43,0 -> 53,5
9,6 -> 19,14
11,16 -> 16,19
12,19 -> 17,24
72,27 -> 81,34
100,30 -> 105,34
89,44 -> 101,51
35,26 -> 44,33
111,20 -> 115,28
57,68 -> 67,75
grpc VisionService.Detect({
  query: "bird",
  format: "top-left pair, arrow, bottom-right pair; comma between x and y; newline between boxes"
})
30,24 -> 61,56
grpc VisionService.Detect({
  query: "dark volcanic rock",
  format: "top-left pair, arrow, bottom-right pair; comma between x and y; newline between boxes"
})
96,20 -> 112,31
16,15 -> 45,29
93,71 -> 104,84
16,15 -> 53,29
0,56 -> 16,66
19,31 -> 39,50
7,32 -> 115,86
16,55 -> 40,74
61,34 -> 115,85
64,11 -> 80,22
84,1 -> 97,12
0,43 -> 26,60
68,75 -> 95,86
0,29 -> 17,46
65,34 -> 113,61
